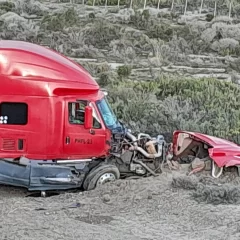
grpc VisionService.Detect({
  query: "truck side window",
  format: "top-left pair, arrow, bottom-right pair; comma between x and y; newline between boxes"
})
68,101 -> 101,129
0,102 -> 28,125
69,101 -> 86,125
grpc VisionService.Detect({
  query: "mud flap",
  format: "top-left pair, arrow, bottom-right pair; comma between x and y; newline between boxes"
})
0,160 -> 84,191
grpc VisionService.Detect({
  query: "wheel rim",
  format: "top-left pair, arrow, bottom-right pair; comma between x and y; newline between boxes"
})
96,173 -> 116,185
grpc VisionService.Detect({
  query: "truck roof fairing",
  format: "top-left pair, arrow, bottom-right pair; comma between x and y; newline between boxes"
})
0,40 -> 99,97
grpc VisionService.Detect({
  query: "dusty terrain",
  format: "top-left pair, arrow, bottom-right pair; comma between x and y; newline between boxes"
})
1,2 -> 240,239
1,169 -> 240,240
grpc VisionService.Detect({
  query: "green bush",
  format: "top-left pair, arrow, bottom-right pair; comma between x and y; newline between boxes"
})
129,10 -> 150,30
117,65 -> 132,79
97,71 -> 117,87
41,8 -> 79,31
146,22 -> 174,41
0,1 -> 15,12
103,75 -> 240,143
81,20 -> 121,49
88,12 -> 95,19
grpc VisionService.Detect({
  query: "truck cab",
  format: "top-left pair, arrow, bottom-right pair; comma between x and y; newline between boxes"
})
0,40 -> 125,159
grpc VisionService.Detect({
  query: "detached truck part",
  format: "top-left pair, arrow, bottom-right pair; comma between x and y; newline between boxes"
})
0,40 -> 166,193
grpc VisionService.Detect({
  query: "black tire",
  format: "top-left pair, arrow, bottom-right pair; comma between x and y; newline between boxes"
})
83,164 -> 120,191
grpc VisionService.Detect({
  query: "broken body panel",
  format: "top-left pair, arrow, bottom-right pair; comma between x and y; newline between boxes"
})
172,130 -> 240,169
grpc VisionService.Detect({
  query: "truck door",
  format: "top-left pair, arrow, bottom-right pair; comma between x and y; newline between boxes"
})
63,99 -> 107,158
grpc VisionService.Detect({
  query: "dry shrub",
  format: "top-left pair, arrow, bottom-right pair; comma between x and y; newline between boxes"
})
193,183 -> 240,205
172,173 -> 240,205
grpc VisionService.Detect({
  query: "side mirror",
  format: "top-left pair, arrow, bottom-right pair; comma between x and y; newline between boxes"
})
84,106 -> 93,129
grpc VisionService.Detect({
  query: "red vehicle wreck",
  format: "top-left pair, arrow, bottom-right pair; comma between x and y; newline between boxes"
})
169,130 -> 240,178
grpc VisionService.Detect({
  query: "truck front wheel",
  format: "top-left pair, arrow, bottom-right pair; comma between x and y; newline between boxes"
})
83,164 -> 120,191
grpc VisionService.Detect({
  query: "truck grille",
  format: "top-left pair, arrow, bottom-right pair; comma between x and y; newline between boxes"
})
2,138 -> 16,151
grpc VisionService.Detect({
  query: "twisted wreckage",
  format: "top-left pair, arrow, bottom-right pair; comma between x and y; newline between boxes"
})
0,40 -> 239,195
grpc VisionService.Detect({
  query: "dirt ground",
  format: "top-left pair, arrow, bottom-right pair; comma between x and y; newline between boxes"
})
1,168 -> 240,240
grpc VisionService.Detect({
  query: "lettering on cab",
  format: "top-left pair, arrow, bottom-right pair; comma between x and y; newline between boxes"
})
75,139 -> 93,144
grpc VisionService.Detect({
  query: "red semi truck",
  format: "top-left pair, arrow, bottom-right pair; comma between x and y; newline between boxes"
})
0,40 -> 167,194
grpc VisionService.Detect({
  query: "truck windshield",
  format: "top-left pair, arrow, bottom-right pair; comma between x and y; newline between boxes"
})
96,97 -> 118,129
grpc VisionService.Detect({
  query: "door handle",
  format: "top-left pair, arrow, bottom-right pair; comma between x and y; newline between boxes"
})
89,129 -> 95,135
66,136 -> 70,144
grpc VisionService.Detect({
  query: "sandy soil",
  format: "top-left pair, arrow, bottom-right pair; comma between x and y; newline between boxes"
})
1,169 -> 240,240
